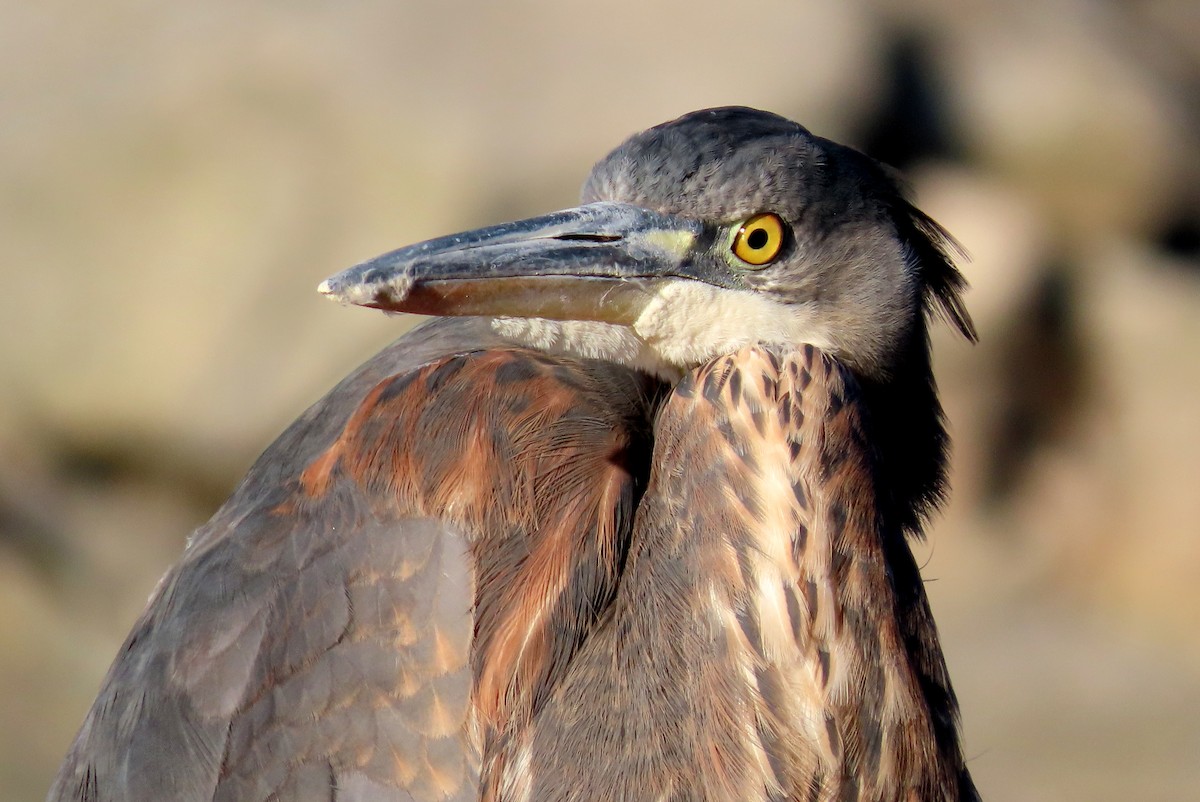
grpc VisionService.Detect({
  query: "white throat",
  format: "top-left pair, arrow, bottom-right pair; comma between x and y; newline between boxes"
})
491,282 -> 835,379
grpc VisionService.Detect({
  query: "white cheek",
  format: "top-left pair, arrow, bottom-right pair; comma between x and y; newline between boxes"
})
631,282 -> 835,366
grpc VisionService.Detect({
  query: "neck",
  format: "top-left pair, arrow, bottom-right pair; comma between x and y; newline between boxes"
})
489,313 -> 952,540
512,344 -> 977,801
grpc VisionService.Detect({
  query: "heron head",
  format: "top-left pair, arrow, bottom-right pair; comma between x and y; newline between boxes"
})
321,107 -> 975,379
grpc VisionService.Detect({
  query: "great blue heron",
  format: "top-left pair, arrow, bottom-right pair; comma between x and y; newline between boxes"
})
50,107 -> 979,802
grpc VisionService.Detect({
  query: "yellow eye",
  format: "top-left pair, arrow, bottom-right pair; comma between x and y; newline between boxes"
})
732,213 -> 785,266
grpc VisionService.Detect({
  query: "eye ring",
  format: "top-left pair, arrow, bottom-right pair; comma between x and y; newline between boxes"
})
732,213 -> 786,266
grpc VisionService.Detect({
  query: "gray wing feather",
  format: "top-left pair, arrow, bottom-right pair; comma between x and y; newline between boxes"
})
50,316 -> 657,802
49,318 -> 503,802
50,511 -> 476,802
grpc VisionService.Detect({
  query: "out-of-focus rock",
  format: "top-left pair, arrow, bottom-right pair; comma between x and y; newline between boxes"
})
1066,244 -> 1200,644
937,3 -> 1192,245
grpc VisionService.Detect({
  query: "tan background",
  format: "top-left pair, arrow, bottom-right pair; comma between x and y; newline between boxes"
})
2,1 -> 1199,799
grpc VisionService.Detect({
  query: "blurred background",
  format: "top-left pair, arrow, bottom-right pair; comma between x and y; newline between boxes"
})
2,0 -> 1198,799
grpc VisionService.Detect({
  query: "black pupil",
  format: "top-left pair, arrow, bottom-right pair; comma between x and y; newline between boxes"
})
746,227 -> 770,250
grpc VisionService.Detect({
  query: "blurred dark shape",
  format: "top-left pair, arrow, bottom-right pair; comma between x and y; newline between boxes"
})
856,29 -> 965,170
983,265 -> 1089,508
0,483 -> 67,576
1155,202 -> 1200,265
